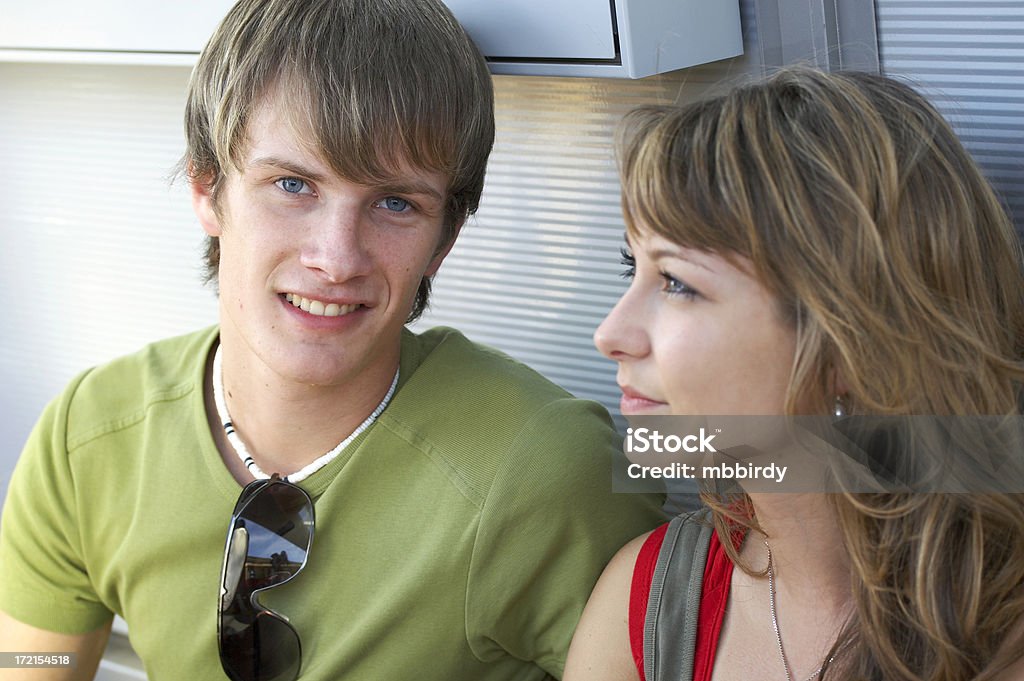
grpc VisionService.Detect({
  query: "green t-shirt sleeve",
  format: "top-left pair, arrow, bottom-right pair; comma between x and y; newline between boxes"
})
0,371 -> 114,634
464,398 -> 665,678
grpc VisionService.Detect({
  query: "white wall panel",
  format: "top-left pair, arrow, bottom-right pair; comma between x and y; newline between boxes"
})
0,64 -> 219,505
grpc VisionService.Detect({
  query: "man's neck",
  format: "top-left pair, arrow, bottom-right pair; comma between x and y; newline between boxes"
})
204,336 -> 399,484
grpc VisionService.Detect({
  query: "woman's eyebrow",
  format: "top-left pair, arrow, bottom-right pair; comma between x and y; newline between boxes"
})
648,246 -> 716,273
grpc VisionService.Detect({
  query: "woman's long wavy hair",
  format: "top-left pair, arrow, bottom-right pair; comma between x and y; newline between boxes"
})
616,67 -> 1024,680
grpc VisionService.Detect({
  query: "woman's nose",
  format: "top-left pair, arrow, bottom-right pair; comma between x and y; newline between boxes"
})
594,290 -> 650,361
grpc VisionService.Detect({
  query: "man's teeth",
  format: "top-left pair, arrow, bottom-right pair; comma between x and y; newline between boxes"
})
285,293 -> 359,317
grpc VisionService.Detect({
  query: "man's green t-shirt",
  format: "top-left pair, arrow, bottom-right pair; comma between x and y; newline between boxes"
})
0,326 -> 664,680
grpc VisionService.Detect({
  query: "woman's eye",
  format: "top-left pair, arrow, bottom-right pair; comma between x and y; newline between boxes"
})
662,273 -> 699,300
276,177 -> 309,194
619,247 -> 636,280
379,197 -> 410,213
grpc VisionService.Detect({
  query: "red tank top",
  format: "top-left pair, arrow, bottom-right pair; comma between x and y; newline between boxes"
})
629,523 -> 733,681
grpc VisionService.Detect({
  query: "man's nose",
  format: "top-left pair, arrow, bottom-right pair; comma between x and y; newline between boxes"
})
299,205 -> 373,283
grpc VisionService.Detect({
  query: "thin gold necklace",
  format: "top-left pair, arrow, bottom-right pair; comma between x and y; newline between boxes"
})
764,540 -> 848,681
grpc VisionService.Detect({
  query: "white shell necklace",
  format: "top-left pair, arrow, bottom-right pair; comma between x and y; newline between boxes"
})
212,344 -> 399,483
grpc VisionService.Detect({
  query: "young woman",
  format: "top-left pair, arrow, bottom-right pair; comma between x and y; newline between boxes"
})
565,68 -> 1024,681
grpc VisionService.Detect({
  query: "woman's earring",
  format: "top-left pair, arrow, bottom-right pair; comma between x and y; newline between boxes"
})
834,395 -> 847,418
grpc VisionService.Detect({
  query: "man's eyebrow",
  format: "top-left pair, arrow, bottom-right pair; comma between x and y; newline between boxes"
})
248,156 -> 328,183
376,181 -> 444,203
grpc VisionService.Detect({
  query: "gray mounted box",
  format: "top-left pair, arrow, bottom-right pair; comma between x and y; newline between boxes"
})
447,0 -> 744,78
0,0 -> 742,78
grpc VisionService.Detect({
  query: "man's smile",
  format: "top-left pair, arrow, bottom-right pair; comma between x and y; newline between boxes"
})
284,293 -> 363,317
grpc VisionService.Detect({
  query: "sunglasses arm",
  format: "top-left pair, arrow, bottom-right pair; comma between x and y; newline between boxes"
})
220,526 -> 250,612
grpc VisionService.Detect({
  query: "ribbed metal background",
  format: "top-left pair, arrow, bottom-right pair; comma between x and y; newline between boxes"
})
877,0 -> 1024,233
416,0 -> 763,418
414,71 -> 757,414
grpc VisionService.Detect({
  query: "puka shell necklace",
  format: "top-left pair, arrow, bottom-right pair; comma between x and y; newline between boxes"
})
212,343 -> 398,482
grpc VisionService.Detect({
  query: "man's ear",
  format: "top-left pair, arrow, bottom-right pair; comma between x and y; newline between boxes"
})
190,170 -> 223,237
425,219 -> 465,277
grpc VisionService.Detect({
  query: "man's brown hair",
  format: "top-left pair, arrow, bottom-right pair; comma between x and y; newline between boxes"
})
182,0 -> 495,321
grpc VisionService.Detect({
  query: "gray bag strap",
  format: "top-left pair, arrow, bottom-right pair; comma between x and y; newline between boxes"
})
643,507 -> 714,681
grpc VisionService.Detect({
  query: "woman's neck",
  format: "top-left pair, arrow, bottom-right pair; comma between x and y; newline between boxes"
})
745,493 -> 850,603
711,493 -> 853,681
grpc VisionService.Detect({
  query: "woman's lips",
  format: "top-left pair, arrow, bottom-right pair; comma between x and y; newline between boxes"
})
619,385 -> 668,414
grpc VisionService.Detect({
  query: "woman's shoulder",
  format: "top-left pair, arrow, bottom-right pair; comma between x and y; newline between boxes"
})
562,530 -> 658,680
601,522 -> 675,601
564,526 -> 670,681
586,525 -> 668,616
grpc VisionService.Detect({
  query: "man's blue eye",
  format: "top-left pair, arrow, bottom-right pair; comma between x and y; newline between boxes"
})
382,197 -> 409,212
278,178 -> 307,194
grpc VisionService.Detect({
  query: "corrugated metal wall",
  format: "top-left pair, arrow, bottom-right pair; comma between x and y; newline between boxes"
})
416,0 -> 764,415
877,0 -> 1024,232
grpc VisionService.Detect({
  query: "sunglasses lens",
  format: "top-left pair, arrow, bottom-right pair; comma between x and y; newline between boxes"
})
219,480 -> 314,681
237,482 -> 313,588
220,611 -> 301,681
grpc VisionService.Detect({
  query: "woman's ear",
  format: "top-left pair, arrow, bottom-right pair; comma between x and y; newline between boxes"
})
831,367 -> 850,399
830,366 -> 851,416
190,170 -> 223,237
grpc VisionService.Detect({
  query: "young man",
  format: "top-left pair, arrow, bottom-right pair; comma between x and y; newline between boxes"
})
0,1 -> 664,679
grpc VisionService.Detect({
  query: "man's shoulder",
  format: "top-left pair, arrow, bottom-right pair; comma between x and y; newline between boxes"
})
386,326 -> 620,502
61,326 -> 217,449
400,325 -> 573,407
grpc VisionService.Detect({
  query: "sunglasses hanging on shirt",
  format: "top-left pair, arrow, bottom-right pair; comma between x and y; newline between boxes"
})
218,475 -> 315,681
